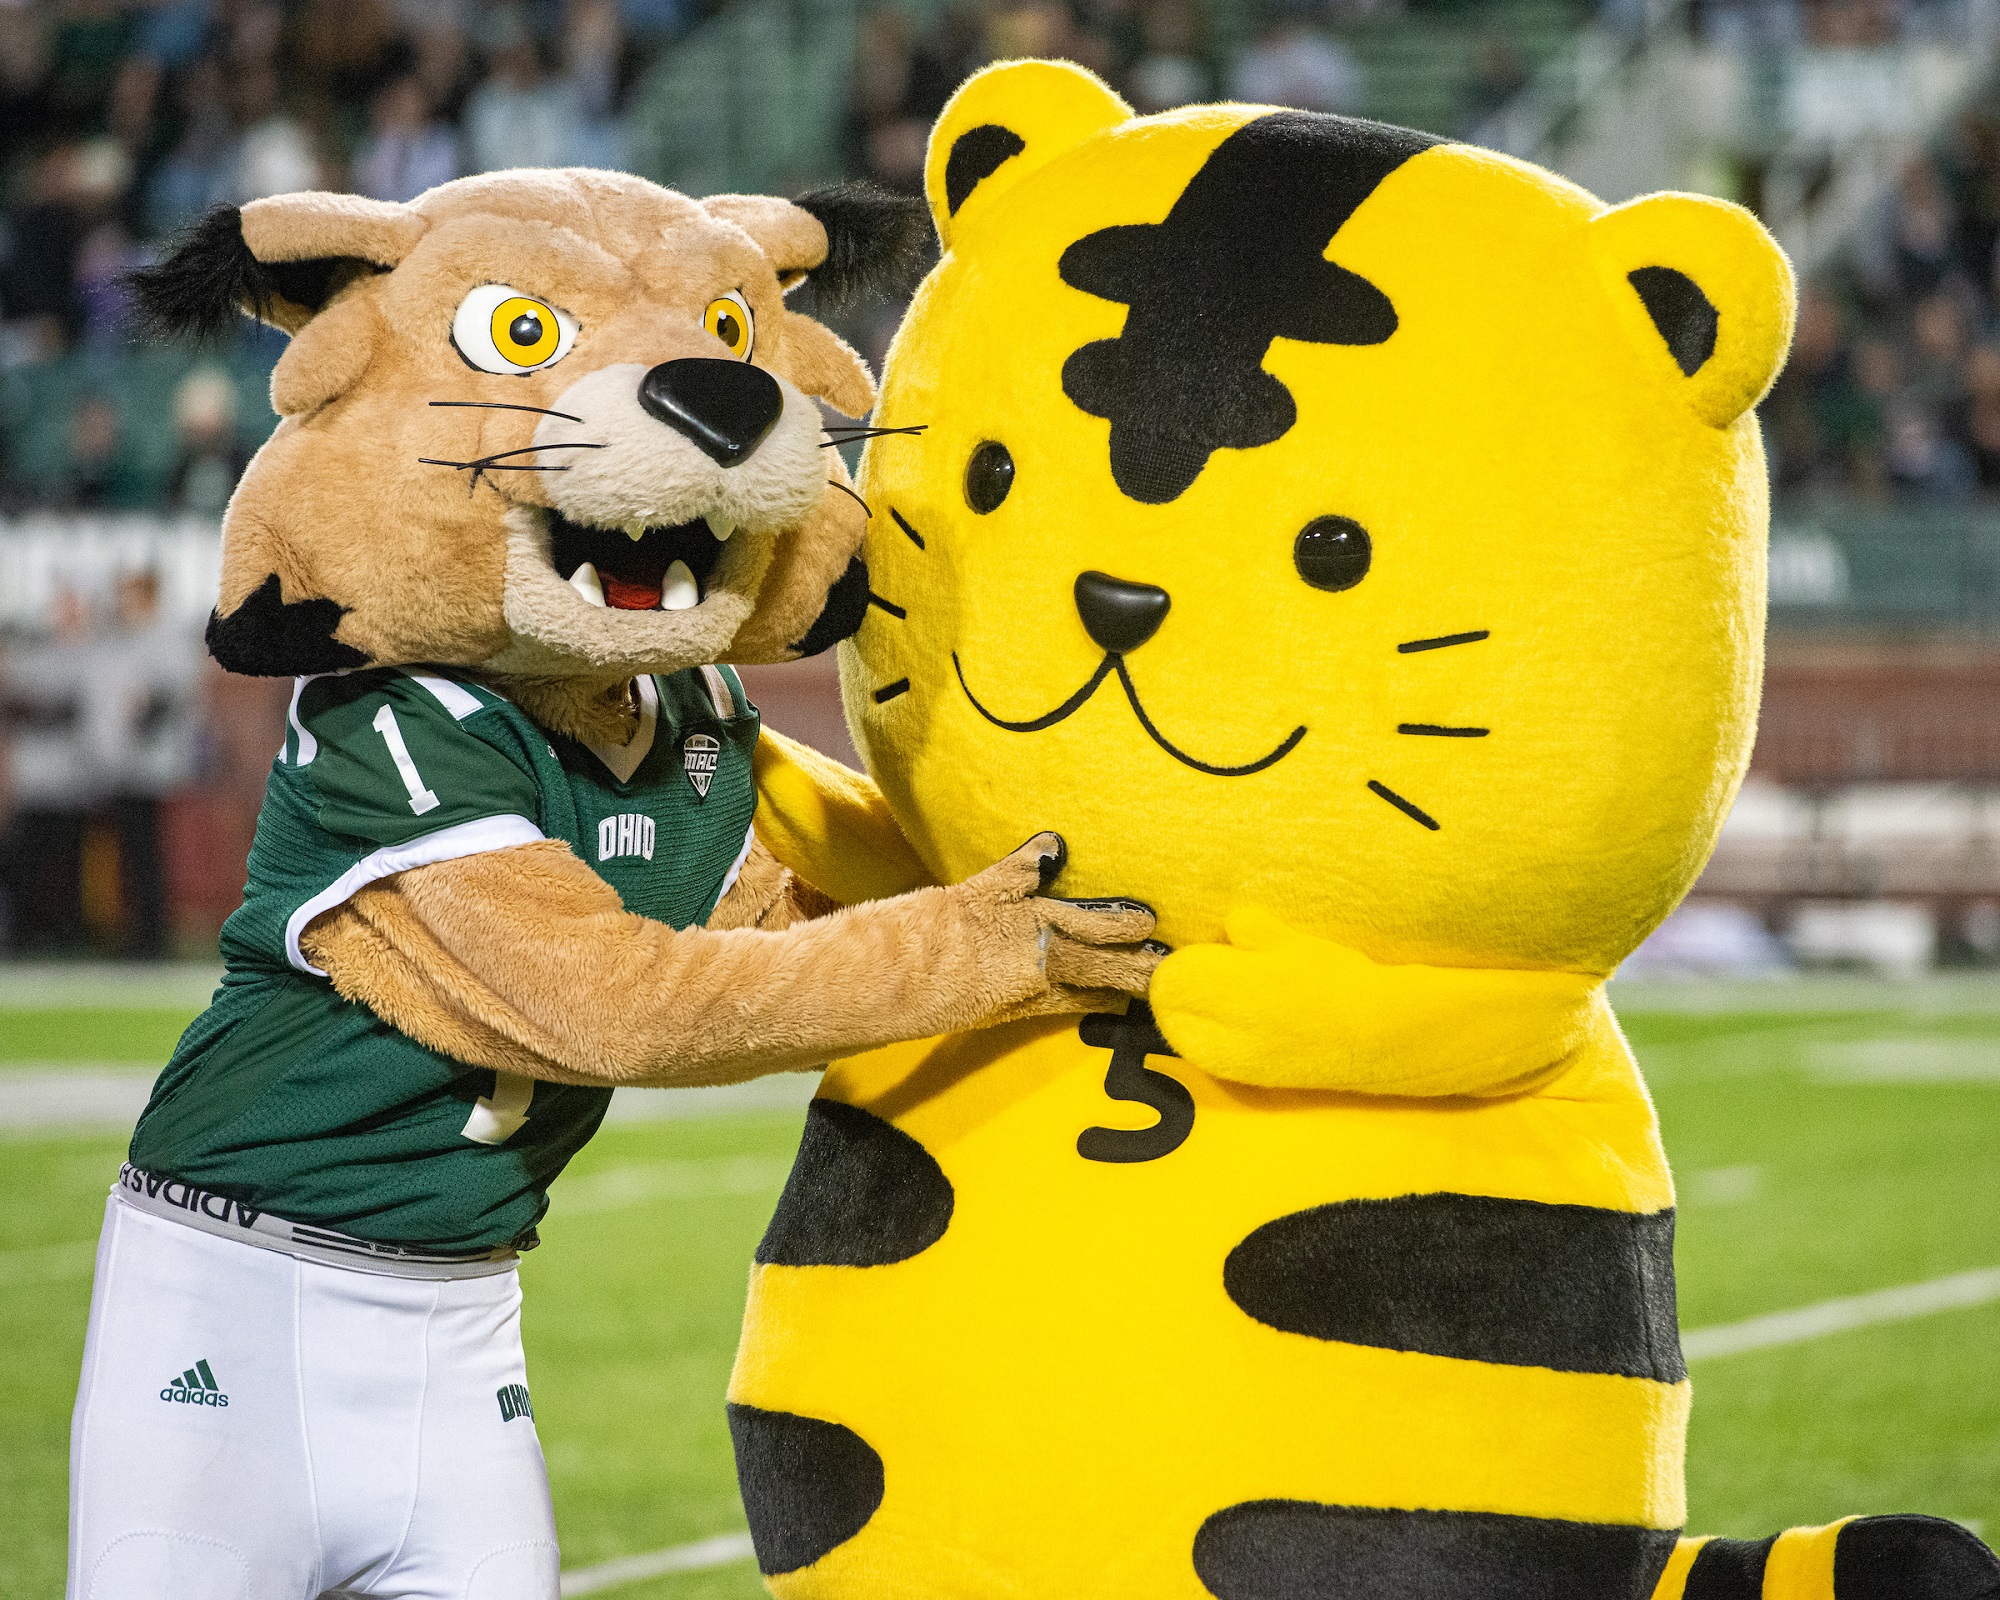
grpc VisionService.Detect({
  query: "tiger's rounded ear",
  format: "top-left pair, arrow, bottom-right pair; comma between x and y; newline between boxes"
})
1588,192 -> 1796,429
925,59 -> 1131,251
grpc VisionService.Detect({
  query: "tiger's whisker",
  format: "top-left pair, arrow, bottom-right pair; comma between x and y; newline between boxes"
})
868,593 -> 907,619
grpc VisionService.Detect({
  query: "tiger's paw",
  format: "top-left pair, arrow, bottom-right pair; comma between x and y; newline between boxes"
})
1657,1516 -> 2000,1600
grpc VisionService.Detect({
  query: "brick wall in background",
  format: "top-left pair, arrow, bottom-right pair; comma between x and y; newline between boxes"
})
1757,635 -> 2000,785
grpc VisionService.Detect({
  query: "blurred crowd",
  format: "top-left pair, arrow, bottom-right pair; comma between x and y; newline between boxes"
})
0,0 -> 708,515
843,0 -> 1381,195
0,565 -> 204,956
1764,109 -> 2000,504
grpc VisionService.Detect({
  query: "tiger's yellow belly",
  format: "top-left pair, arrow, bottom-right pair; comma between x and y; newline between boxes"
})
728,1007 -> 1687,1599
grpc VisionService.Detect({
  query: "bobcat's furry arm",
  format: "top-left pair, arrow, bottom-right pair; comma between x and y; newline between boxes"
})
301,834 -> 1156,1088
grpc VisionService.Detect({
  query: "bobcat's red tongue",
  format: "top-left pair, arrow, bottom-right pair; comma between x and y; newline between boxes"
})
602,573 -> 661,610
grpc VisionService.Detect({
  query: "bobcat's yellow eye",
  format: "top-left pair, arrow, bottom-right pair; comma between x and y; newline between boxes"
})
452,283 -> 578,375
703,292 -> 755,359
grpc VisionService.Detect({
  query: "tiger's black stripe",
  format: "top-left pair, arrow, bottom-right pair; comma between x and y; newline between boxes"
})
755,1099 -> 953,1267
1193,1501 -> 1679,1600
728,1404 -> 885,1575
1684,1534 -> 1777,1599
1223,1193 -> 1684,1381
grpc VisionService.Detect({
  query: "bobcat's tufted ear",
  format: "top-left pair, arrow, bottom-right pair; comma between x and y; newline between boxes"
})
925,59 -> 1131,251
706,187 -> 927,308
1588,192 -> 1796,429
131,195 -> 427,340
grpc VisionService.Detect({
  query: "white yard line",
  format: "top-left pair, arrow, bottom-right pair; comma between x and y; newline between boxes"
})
1682,1265 -> 2000,1361
560,1531 -> 755,1596
555,1156 -> 793,1217
0,1068 -> 818,1135
0,962 -> 221,1010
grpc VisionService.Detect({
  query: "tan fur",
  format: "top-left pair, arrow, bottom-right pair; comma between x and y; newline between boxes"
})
216,168 -> 882,718
303,836 -> 1161,1089
241,191 -> 429,267
701,194 -> 829,284
778,313 -> 877,419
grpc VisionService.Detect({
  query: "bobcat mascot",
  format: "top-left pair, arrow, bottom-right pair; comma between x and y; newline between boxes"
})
727,62 -> 2000,1600
66,170 -> 1156,1600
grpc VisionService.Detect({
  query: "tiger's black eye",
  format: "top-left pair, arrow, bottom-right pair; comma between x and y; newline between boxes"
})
965,441 -> 1014,514
1293,516 -> 1372,591
509,311 -> 545,347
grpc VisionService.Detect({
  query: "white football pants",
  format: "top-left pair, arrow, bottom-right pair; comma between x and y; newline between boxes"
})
69,1192 -> 561,1599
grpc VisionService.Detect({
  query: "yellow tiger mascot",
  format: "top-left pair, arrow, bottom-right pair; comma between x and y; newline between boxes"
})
731,59 -> 2000,1600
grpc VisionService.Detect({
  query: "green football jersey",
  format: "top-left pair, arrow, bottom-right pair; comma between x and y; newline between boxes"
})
130,665 -> 760,1254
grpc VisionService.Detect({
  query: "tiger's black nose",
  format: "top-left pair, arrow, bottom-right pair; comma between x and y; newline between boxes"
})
1075,570 -> 1171,654
638,358 -> 783,466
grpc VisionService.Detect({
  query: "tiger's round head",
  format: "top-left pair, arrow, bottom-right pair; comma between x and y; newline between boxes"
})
843,61 -> 1795,975
135,170 -> 925,712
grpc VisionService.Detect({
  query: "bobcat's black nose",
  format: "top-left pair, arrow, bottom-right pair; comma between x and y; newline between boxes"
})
638,358 -> 784,466
1075,571 -> 1171,654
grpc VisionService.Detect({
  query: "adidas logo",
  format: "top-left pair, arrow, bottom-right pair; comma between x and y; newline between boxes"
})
496,1382 -> 533,1423
159,1359 -> 229,1408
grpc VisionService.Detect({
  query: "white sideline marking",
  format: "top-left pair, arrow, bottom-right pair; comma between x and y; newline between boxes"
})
0,1068 -> 818,1134
557,1156 -> 793,1217
0,1067 -> 155,1132
1683,1266 -> 2000,1362
560,1531 -> 755,1596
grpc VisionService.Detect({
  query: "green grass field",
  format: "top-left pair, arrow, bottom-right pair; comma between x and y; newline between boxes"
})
3,980 -> 1996,1598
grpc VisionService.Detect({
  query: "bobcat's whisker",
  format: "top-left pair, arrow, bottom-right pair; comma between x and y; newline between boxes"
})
830,481 -> 872,515
428,399 -> 586,423
820,425 -> 929,445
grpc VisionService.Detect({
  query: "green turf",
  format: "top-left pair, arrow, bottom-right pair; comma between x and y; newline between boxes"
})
3,992 -> 1996,1597
0,1007 -> 201,1063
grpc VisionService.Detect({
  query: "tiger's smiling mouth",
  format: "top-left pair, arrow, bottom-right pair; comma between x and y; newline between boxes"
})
952,649 -> 1307,778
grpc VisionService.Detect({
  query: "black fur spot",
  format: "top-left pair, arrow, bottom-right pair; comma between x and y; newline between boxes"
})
1685,1535 -> 1777,1599
1060,112 -> 1438,504
728,1404 -> 885,1575
1194,1502 -> 1679,1600
1627,266 -> 1719,377
1833,1515 -> 2000,1600
129,204 -> 382,342
944,124 -> 1027,216
788,556 -> 870,658
756,1099 -> 953,1267
1223,1193 -> 1685,1382
205,574 -> 370,677
791,181 -> 930,309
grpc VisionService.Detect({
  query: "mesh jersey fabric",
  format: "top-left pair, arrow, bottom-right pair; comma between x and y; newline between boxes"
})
129,666 -> 759,1253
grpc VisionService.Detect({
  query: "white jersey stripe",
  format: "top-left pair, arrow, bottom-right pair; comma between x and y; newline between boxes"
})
285,675 -> 324,766
715,822 -> 757,908
699,665 -> 737,720
407,673 -> 487,721
284,813 -> 546,976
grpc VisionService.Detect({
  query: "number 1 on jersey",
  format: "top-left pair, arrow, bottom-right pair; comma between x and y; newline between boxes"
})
462,1071 -> 534,1144
373,704 -> 441,815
